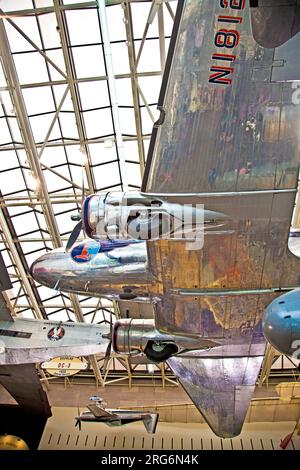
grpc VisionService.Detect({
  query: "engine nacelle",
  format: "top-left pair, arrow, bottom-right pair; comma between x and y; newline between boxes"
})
250,1 -> 300,49
112,319 -> 201,362
263,288 -> 300,358
83,191 -> 228,241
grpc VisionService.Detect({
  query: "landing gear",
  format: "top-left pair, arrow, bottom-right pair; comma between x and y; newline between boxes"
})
119,293 -> 138,300
144,341 -> 178,362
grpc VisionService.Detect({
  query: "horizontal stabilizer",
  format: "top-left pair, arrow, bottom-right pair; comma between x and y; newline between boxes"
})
167,354 -> 264,438
142,413 -> 159,434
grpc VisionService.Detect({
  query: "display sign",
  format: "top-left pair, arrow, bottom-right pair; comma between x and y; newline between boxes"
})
41,356 -> 88,377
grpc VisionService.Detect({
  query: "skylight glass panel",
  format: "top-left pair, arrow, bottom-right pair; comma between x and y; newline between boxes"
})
110,42 -> 130,75
115,78 -> 134,106
83,108 -> 114,138
29,114 -> 61,142
42,167 -> 71,193
13,52 -> 49,84
55,211 -> 75,234
135,39 -> 161,73
106,5 -> 126,42
23,87 -> 56,115
141,105 -> 156,135
38,12 -> 62,49
5,17 -> 42,52
72,45 -> 105,78
0,168 -> 27,194
138,75 -> 161,104
39,145 -> 68,167
57,112 -> 79,139
34,0 -> 54,7
66,9 -> 101,46
10,211 -> 39,234
0,0 -> 32,10
52,86 -> 73,112
93,161 -> 121,188
65,145 -> 85,165
127,162 -> 141,188
63,0 -> 92,4
123,140 -> 140,163
68,165 -> 88,189
78,80 -> 110,110
89,142 -> 118,165
0,119 -> 13,145
118,107 -> 136,136
131,3 -> 152,39
46,49 -> 68,81
0,150 -> 19,171
7,118 -> 22,142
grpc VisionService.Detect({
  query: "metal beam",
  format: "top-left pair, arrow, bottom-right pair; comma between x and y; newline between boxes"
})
3,0 -> 176,17
158,3 -> 166,71
97,0 -> 129,189
3,3 -> 98,17
123,2 -> 145,175
0,70 -> 162,91
53,0 -> 96,194
0,135 -> 151,153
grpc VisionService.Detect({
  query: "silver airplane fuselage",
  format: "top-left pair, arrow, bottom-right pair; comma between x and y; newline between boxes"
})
30,240 -> 151,300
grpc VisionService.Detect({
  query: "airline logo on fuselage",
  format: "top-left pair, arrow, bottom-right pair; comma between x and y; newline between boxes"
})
47,326 -> 65,341
71,241 -> 100,264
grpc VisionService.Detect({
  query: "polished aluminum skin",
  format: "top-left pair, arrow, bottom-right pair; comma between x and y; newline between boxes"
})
112,318 -> 218,355
30,0 -> 300,438
83,191 -> 228,241
263,288 -> 300,357
31,240 -> 150,299
139,0 -> 300,436
0,318 -> 110,365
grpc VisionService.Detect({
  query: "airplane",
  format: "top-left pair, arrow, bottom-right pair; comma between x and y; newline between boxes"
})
75,396 -> 158,434
262,229 -> 300,357
30,0 -> 300,438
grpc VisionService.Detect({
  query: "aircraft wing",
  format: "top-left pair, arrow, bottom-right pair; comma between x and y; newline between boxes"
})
141,0 -> 300,437
0,363 -> 51,417
87,404 -> 118,419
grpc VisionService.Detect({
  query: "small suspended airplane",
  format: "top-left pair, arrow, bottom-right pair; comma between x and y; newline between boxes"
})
75,396 -> 158,434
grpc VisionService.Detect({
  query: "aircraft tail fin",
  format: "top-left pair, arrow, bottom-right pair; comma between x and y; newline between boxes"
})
167,354 -> 264,438
142,413 -> 159,434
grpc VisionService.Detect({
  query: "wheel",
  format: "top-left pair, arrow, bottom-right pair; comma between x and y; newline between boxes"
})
119,293 -> 138,300
144,341 -> 178,362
